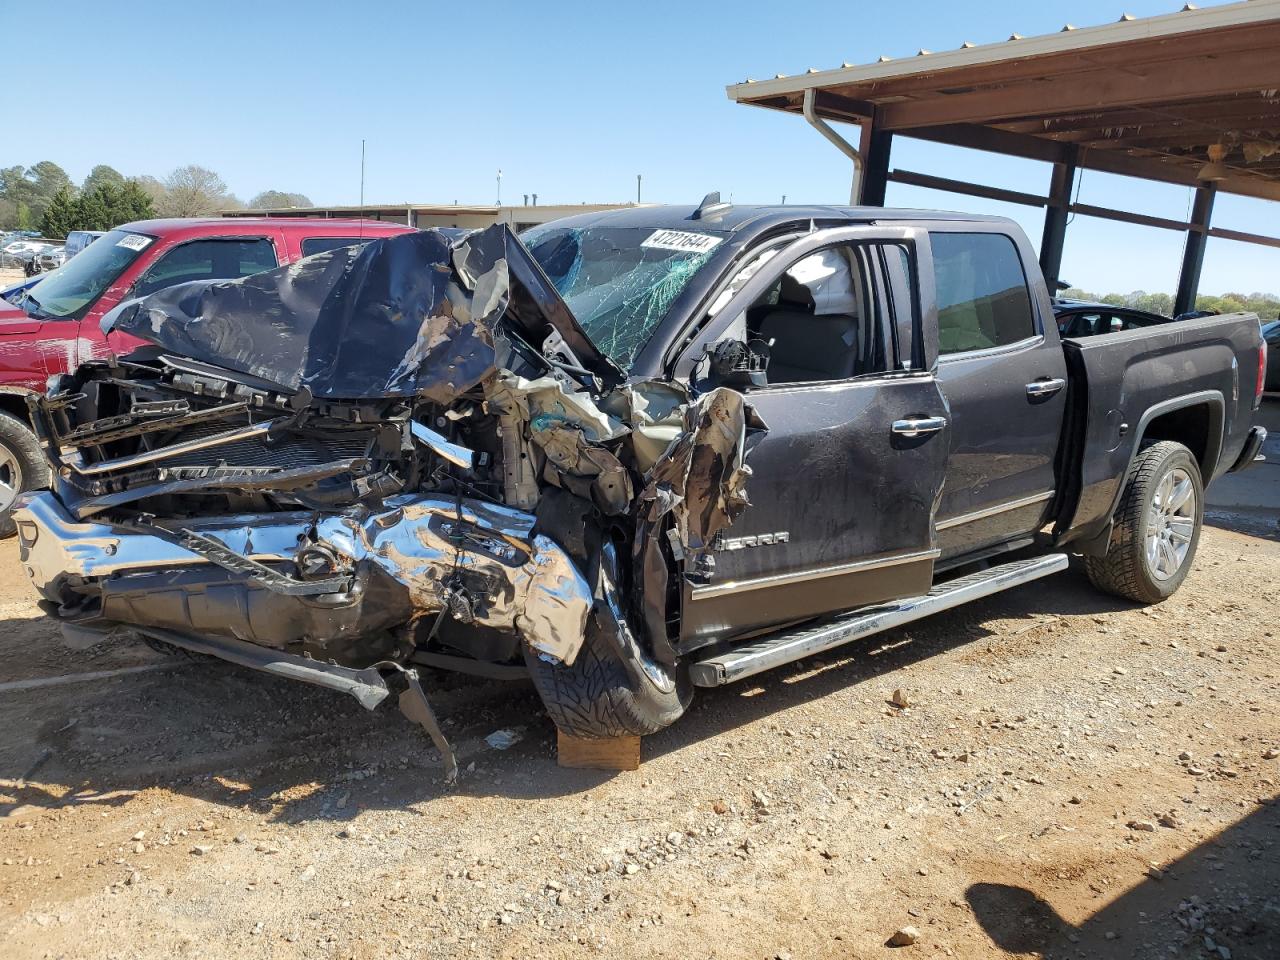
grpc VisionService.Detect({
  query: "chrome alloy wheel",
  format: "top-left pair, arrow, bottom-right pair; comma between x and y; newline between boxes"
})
0,443 -> 21,514
1145,466 -> 1195,580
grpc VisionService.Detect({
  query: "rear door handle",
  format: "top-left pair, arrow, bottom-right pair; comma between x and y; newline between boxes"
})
1026,377 -> 1066,399
892,416 -> 947,438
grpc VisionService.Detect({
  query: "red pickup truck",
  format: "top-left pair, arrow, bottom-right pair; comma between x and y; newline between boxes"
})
0,217 -> 412,533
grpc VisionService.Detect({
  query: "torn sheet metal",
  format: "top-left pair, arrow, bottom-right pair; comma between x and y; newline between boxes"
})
104,224 -> 621,401
638,387 -> 768,578
485,372 -> 633,515
313,496 -> 593,665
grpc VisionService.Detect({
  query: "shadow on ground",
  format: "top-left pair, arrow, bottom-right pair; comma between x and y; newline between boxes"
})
966,798 -> 1280,959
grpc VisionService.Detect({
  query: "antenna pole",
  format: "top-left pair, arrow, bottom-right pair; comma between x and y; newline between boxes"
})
359,139 -> 366,208
636,174 -> 642,204
496,169 -> 502,206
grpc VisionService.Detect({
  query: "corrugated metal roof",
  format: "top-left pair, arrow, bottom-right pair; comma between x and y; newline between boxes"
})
727,0 -> 1276,101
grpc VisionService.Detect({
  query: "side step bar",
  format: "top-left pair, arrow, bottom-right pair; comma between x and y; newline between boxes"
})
689,552 -> 1070,687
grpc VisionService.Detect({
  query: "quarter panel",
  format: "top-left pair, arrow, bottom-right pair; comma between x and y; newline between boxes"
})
1059,313 -> 1259,541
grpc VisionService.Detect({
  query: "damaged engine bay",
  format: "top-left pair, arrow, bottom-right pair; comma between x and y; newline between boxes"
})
20,225 -> 765,777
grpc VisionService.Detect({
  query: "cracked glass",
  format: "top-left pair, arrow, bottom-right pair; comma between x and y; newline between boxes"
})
522,225 -> 727,371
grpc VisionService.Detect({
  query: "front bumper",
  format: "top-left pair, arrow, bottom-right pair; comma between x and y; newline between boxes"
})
15,491 -> 594,665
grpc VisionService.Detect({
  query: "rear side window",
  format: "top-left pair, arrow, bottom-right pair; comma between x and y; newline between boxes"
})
134,238 -> 278,298
930,232 -> 1036,355
301,236 -> 371,257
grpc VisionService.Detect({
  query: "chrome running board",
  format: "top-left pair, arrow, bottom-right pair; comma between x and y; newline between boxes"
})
689,553 -> 1070,687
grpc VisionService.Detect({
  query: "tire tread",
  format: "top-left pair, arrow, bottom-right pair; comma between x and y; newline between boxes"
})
1084,440 -> 1199,604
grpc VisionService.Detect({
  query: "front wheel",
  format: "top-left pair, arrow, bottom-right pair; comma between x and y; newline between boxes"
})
1084,440 -> 1203,604
0,411 -> 51,538
524,542 -> 691,739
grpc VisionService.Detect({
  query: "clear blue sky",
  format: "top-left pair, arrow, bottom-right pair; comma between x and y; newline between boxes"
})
12,0 -> 1277,297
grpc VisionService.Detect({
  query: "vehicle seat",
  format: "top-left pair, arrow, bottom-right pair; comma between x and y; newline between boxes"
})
757,265 -> 860,384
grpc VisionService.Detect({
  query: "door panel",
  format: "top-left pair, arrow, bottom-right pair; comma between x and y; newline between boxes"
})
681,373 -> 949,643
934,338 -> 1067,556
927,229 -> 1067,559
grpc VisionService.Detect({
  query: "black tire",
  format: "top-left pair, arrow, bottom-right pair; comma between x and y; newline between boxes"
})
524,613 -> 692,739
1084,440 -> 1203,604
0,410 -> 49,538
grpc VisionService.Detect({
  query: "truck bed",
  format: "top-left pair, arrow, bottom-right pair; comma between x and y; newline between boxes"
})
1056,311 -> 1262,546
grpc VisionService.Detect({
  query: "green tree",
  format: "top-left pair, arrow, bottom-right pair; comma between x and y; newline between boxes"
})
39,186 -> 79,238
249,189 -> 312,209
16,202 -> 32,230
76,184 -> 114,230
114,180 -> 156,223
82,164 -> 125,195
130,174 -> 167,208
25,161 -> 74,221
0,165 -> 36,211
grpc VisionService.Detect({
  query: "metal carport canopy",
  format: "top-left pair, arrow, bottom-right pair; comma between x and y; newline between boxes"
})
725,0 -> 1280,314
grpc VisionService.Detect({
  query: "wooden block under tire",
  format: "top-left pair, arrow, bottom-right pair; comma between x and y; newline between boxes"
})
556,730 -> 641,770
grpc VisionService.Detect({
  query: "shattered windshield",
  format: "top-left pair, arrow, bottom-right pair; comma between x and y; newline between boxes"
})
521,225 -> 727,370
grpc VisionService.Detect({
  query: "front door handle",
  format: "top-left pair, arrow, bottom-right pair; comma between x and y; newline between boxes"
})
892,416 -> 947,438
1026,377 -> 1066,399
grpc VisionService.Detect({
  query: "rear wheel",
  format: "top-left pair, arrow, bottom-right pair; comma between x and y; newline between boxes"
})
0,411 -> 49,538
1084,440 -> 1202,603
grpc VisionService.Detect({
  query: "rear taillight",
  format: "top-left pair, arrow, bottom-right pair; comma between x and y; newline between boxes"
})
1258,339 -> 1268,406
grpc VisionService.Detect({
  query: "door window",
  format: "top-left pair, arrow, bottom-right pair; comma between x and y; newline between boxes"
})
733,243 -> 895,384
133,238 -> 278,298
931,232 -> 1036,355
300,236 -> 373,257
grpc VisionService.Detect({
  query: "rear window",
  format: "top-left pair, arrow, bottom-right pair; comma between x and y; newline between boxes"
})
301,236 -> 372,257
930,232 -> 1036,355
134,238 -> 278,298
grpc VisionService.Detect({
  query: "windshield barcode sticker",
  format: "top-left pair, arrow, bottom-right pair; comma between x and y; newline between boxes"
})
116,234 -> 153,251
640,229 -> 722,255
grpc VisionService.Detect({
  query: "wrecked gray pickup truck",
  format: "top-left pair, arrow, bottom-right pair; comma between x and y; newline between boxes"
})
15,200 -> 1267,778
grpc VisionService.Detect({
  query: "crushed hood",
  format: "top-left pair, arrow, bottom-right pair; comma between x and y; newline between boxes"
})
103,224 -> 623,400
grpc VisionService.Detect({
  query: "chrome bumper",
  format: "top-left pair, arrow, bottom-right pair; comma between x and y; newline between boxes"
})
1229,425 -> 1267,472
15,491 -> 594,664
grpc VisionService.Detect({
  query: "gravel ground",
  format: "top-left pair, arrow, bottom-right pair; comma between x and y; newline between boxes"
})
1,406 -> 1277,960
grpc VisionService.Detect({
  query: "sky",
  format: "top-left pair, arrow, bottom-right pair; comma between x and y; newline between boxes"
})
9,0 -> 1277,296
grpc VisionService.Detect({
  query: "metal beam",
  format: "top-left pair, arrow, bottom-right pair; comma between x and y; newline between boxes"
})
898,123 -> 1280,202
885,169 -> 1047,208
1175,184 -> 1216,317
1066,202 -> 1196,234
859,116 -> 893,207
1207,226 -> 1280,250
1039,146 -> 1078,290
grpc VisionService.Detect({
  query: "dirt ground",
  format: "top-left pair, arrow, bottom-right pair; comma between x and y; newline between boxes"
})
2,407 -> 1277,960
1,266 -> 30,286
